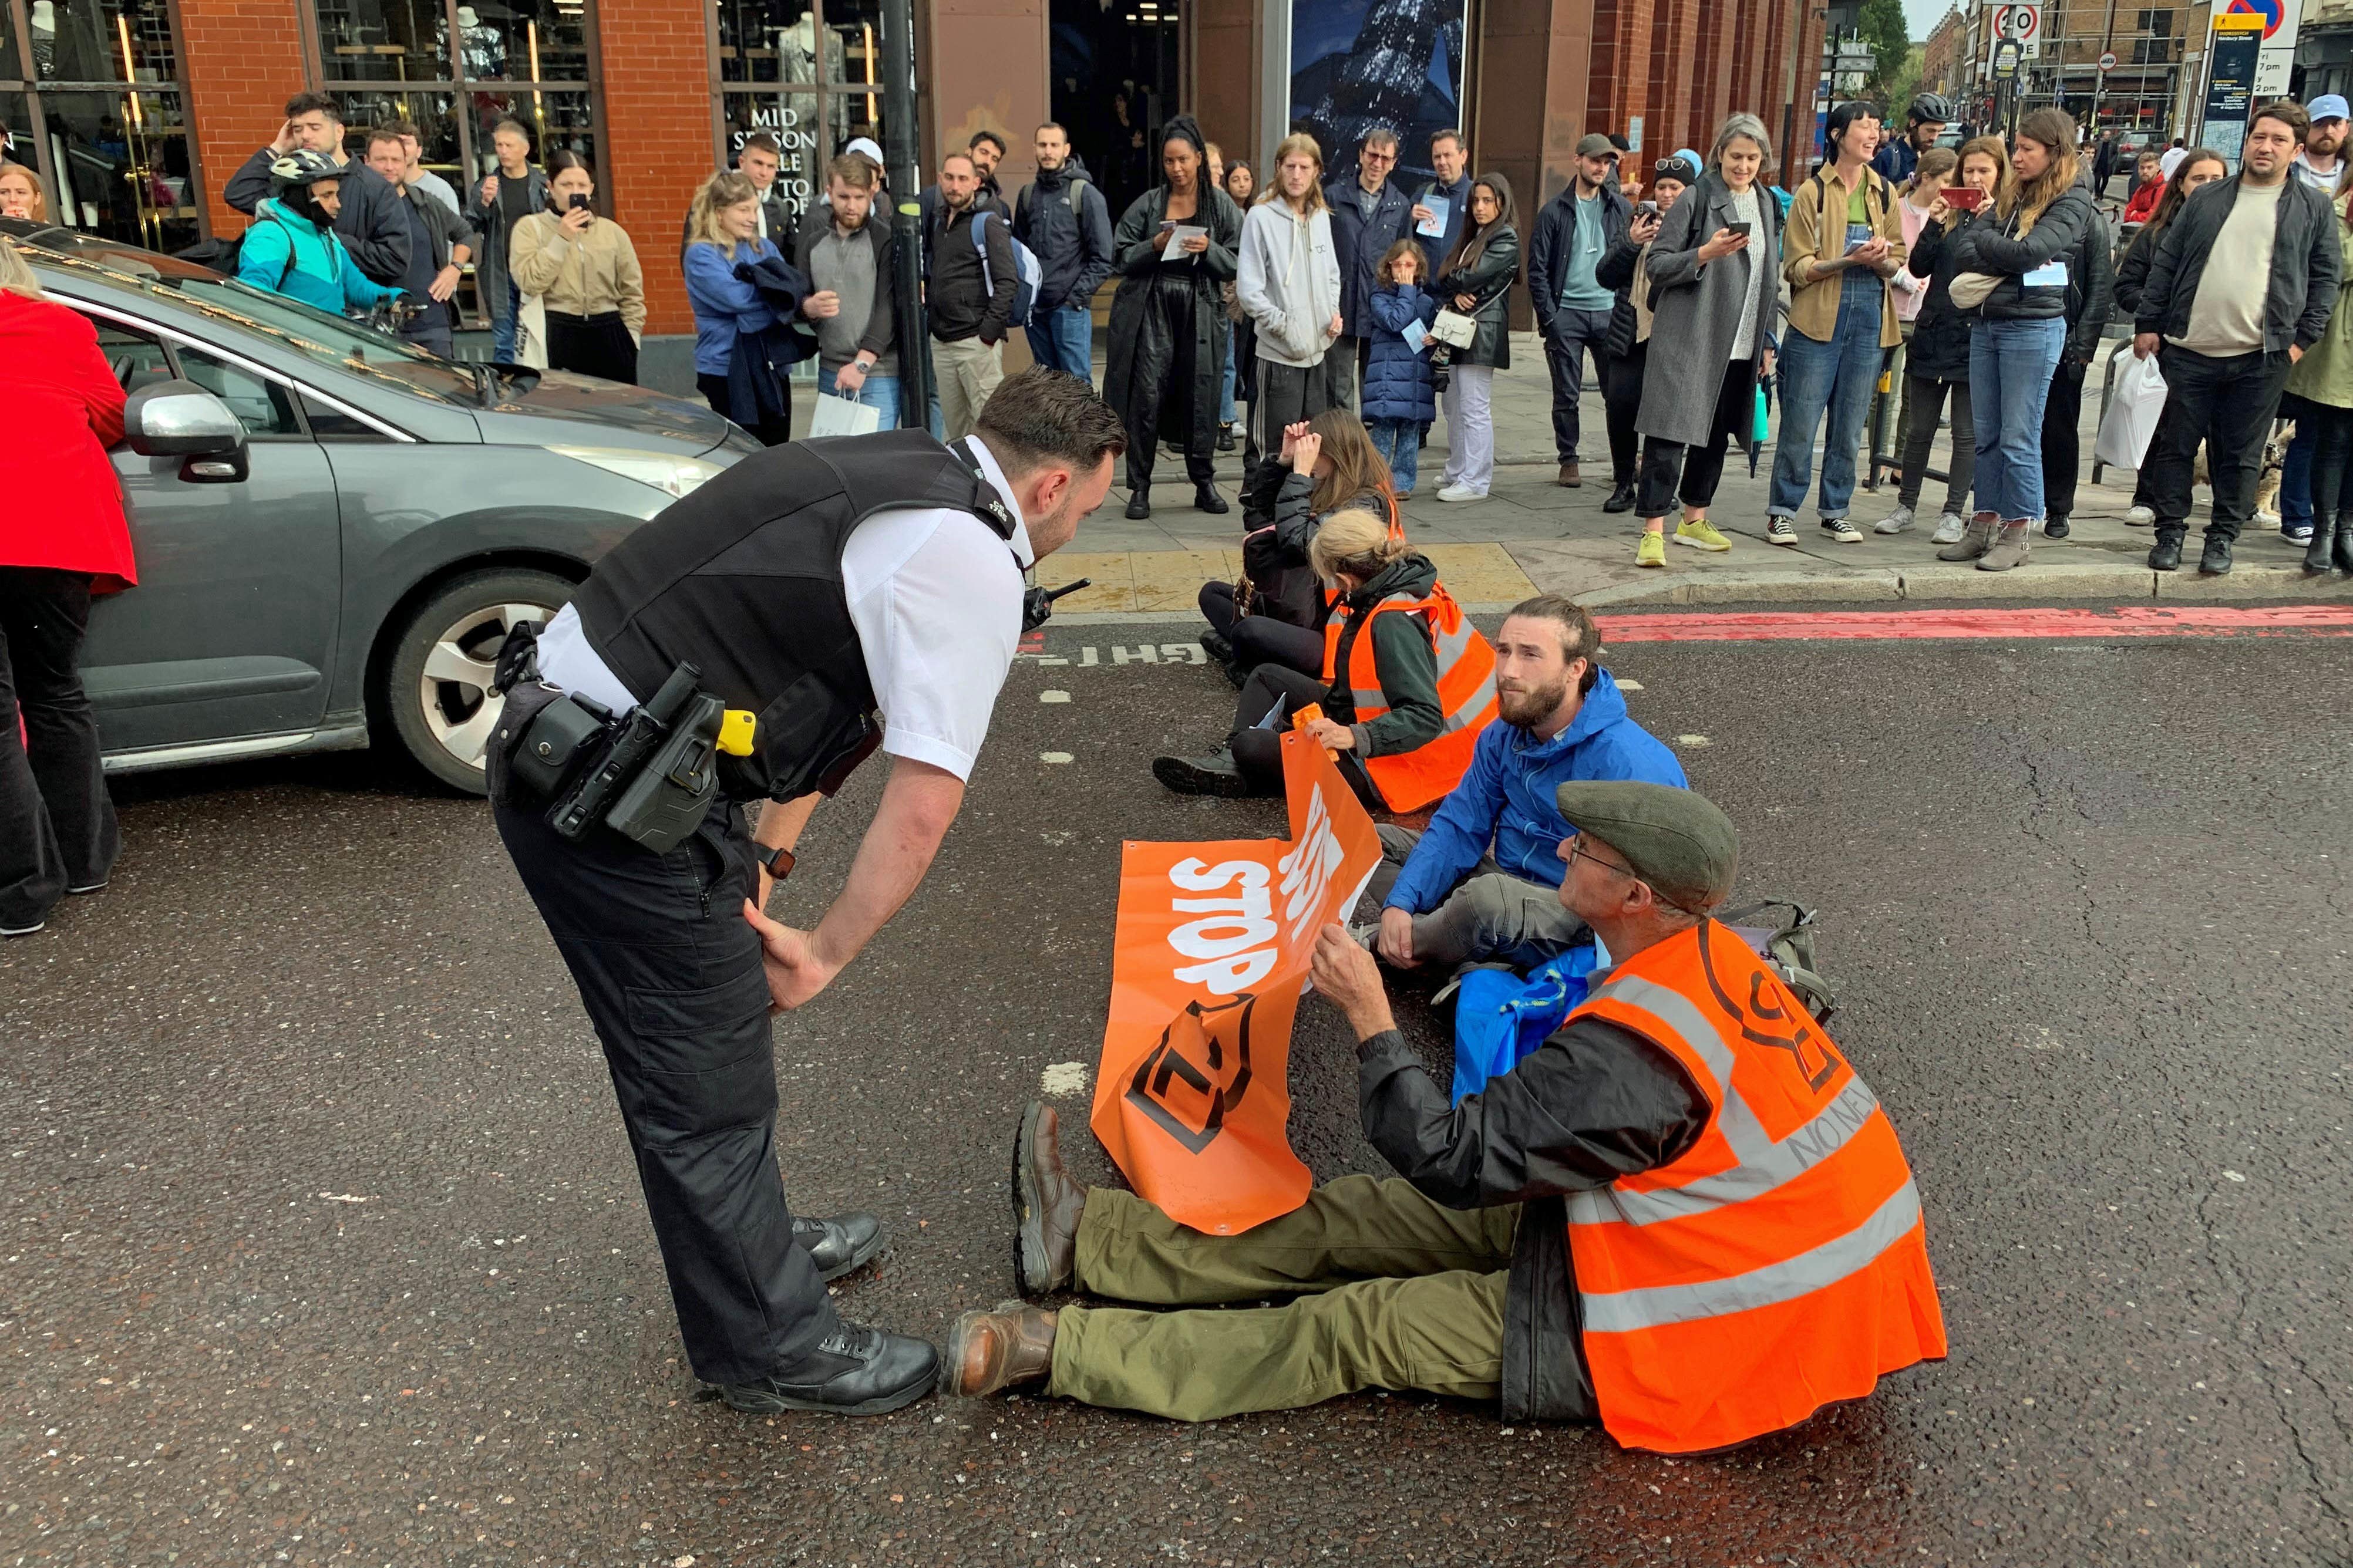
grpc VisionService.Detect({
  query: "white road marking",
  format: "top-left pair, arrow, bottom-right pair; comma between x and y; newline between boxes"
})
1040,690 -> 1071,703
1041,751 -> 1075,764
1039,1061 -> 1090,1097
1674,734 -> 1712,748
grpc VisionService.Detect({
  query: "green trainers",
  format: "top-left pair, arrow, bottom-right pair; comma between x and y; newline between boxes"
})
1675,517 -> 1732,552
1635,531 -> 1667,568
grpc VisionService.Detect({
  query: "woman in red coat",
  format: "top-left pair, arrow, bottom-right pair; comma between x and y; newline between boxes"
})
0,240 -> 136,936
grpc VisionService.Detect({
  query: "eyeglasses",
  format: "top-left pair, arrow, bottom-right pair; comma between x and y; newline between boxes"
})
1362,147 -> 1396,163
1565,839 -> 1631,880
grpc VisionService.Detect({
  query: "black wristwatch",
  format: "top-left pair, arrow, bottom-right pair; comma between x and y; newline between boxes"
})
752,843 -> 797,881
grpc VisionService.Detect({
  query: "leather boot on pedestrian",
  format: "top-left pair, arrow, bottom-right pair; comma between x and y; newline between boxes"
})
1935,511 -> 1998,562
1195,484 -> 1230,515
2198,533 -> 2234,575
1125,491 -> 1152,520
1976,518 -> 2032,572
1152,750 -> 1252,797
792,1213 -> 886,1281
2147,528 -> 2185,572
1557,460 -> 1581,488
1601,480 -> 1636,513
943,1302 -> 1057,1398
2304,515 -> 2338,574
1014,1100 -> 1087,1294
2335,514 -> 2353,574
721,1324 -> 940,1416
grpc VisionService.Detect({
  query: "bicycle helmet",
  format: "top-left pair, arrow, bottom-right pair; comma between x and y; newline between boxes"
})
267,147 -> 346,193
1908,92 -> 1954,126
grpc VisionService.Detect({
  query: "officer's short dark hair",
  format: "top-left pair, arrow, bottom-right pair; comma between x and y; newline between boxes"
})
285,91 -> 342,124
1504,594 -> 1602,694
977,368 -> 1128,478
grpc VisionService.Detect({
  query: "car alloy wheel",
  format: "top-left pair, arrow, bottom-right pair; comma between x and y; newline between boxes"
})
419,601 -> 551,770
383,567 -> 574,794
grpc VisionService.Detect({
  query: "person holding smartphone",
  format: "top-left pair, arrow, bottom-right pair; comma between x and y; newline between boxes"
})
508,150 -> 647,383
1894,137 -> 2004,550
1766,100 -> 1907,548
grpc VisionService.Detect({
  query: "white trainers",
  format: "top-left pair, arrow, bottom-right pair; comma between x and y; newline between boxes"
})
2124,504 -> 2155,528
1873,505 -> 1917,535
1929,511 -> 1968,545
1436,484 -> 1487,503
1820,517 -> 1865,545
1765,516 -> 1798,547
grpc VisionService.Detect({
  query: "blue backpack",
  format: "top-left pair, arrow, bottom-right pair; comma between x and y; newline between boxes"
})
972,210 -> 1042,327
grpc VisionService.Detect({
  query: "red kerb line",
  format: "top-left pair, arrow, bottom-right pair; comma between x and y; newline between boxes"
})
1593,604 -> 2353,642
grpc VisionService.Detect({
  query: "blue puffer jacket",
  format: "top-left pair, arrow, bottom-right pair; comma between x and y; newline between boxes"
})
1383,669 -> 1687,913
1362,283 -> 1438,424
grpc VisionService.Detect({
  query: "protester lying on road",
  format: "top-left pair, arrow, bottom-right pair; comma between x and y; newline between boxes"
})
1362,595 -> 1684,975
945,782 -> 1949,1453
1154,510 -> 1494,812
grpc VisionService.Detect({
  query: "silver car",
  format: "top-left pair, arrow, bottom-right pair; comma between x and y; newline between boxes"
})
10,222 -> 757,793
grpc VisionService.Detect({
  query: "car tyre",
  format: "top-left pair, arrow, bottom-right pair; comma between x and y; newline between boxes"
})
382,567 -> 574,795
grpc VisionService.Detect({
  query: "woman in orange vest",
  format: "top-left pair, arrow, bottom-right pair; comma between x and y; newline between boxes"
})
1153,509 -> 1496,810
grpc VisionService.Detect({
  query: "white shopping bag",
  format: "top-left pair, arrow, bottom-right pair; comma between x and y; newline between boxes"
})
807,393 -> 881,439
2093,343 -> 2167,471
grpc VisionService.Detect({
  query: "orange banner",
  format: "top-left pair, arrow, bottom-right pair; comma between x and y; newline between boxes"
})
1090,731 -> 1384,1234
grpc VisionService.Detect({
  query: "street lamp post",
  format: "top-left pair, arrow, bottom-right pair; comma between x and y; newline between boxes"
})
881,0 -> 931,426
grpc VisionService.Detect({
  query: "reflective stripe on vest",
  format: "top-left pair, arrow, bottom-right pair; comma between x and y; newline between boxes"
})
1317,579 -> 1498,812
1560,921 -> 1947,1453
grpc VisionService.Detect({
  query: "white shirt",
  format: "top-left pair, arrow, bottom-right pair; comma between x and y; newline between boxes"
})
534,436 -> 1035,783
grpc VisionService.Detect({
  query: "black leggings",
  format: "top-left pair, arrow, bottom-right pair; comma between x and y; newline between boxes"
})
1637,356 -> 1756,518
698,373 -> 793,448
1225,663 -> 1379,809
1199,581 -> 1324,676
0,567 -> 118,930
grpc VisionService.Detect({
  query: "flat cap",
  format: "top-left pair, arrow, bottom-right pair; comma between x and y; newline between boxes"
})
1554,781 -> 1738,912
1575,133 -> 1620,160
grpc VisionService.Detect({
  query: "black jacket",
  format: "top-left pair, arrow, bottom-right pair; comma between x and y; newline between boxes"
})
2113,224 -> 2159,317
926,203 -> 1018,344
1244,474 -> 1390,629
1016,156 -> 1115,313
2134,173 -> 2342,353
1357,999 -> 1708,1421
2058,207 -> 2116,365
1319,552 -> 1448,757
1948,184 -> 2095,321
1901,214 -> 1977,382
225,149 -> 412,286
1527,181 -> 1631,339
1412,173 -> 1474,276
402,183 -> 477,275
1593,232 -> 1650,359
1436,228 -> 1521,370
1102,185 -> 1239,454
1324,174 -> 1417,337
790,207 -> 897,365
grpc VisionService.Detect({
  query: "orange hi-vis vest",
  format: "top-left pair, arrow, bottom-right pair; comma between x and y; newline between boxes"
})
1318,579 -> 1497,812
1562,920 -> 1947,1454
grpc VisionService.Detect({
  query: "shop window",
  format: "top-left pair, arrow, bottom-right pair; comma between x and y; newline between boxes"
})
715,0 -> 884,232
717,0 -> 817,85
313,0 -> 452,84
1,0 -> 199,251
31,0 -> 178,83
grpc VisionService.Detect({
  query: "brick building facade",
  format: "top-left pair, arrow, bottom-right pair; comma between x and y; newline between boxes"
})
2,0 -> 1816,338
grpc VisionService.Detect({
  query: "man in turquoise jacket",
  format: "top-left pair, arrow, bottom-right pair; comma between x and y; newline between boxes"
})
236,151 -> 405,319
1368,594 -> 1684,971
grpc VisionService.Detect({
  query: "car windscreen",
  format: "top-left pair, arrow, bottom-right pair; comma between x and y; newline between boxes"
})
25,246 -> 478,407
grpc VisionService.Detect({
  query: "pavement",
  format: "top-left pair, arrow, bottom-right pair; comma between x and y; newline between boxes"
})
8,604 -> 2352,1566
846,335 -> 2353,617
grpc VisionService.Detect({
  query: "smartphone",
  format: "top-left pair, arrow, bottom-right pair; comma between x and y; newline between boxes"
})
1637,200 -> 1659,218
1940,187 -> 1985,211
568,193 -> 592,212
1725,221 -> 1752,238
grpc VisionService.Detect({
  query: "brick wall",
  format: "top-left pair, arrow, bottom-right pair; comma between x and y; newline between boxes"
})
177,0 -> 314,240
1585,0 -> 1655,139
597,0 -> 716,335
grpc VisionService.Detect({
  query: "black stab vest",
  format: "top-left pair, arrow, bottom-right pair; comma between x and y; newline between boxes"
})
569,428 -> 1021,801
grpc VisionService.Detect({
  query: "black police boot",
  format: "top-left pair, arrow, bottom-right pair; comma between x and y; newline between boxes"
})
792,1213 -> 885,1282
2147,528 -> 2184,572
720,1324 -> 938,1416
1195,484 -> 1231,515
1014,1101 -> 1088,1295
1125,490 -> 1152,520
2198,532 -> 2234,576
1602,480 -> 1637,514
1152,750 -> 1253,797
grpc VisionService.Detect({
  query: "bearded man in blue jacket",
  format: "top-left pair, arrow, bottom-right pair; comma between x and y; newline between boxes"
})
1367,595 -> 1685,971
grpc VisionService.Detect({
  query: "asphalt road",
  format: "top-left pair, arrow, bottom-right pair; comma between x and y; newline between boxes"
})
6,606 -> 2350,1567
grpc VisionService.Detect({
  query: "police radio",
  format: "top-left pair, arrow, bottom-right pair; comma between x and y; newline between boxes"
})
1024,578 -> 1090,633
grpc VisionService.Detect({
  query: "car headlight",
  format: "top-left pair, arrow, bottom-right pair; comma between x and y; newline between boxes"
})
552,445 -> 726,499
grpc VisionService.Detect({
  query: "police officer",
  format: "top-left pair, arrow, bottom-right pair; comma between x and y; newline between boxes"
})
494,367 -> 1125,1415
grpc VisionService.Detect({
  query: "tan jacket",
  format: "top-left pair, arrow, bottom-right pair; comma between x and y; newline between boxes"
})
509,211 -> 647,339
1782,163 -> 1907,348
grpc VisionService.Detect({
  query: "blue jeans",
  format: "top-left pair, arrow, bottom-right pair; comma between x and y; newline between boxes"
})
819,366 -> 901,430
492,277 -> 520,362
2281,399 -> 2319,530
1024,304 -> 1095,385
1369,416 -> 1419,494
1969,315 -> 2066,522
1220,322 -> 1238,426
1769,271 -> 1885,520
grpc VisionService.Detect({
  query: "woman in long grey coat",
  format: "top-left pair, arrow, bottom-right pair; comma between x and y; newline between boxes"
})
1104,114 -> 1241,518
1631,114 -> 1783,568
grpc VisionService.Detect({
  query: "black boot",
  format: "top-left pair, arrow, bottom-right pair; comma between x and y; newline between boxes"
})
1217,424 -> 1236,452
1125,490 -> 1151,520
792,1213 -> 886,1281
1152,750 -> 1253,797
720,1324 -> 939,1416
2198,532 -> 2233,576
1199,628 -> 1235,664
1602,481 -> 1637,514
2305,516 -> 2338,574
2337,513 -> 2353,574
2147,529 -> 2184,572
1194,484 -> 1230,514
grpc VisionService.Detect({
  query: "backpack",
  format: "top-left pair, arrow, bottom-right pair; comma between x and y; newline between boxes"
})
1716,899 -> 1842,1023
1015,176 -> 1092,235
177,206 -> 299,291
972,209 -> 1042,327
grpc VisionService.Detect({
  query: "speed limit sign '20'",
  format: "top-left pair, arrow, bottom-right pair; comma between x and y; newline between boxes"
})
1988,2 -> 2042,59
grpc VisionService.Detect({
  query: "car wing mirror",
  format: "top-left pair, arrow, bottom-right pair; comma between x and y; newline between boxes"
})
124,379 -> 248,483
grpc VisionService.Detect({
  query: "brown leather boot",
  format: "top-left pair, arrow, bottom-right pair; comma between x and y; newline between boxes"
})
944,1302 -> 1057,1398
1976,518 -> 2032,572
1936,511 -> 1998,562
1014,1101 -> 1087,1294
1557,460 -> 1581,487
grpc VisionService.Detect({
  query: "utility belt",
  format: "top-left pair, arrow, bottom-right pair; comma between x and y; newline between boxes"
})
487,625 -> 756,857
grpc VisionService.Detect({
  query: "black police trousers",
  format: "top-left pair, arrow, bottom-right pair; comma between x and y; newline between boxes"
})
493,794 -> 839,1386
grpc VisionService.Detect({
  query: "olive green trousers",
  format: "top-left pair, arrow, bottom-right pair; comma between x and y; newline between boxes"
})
1048,1174 -> 1520,1422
